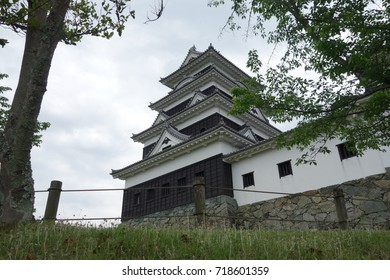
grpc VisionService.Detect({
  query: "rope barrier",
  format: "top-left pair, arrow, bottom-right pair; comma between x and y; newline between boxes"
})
34,181 -> 388,228
45,214 -> 389,228
34,185 -> 384,202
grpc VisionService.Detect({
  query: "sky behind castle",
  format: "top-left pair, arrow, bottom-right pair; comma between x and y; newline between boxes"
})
1,0 -> 295,224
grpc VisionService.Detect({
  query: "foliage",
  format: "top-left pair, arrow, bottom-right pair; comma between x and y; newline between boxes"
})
0,37 -> 49,148
0,74 -> 11,132
210,0 -> 390,164
0,73 -> 50,148
0,0 -> 135,44
1,222 -> 390,259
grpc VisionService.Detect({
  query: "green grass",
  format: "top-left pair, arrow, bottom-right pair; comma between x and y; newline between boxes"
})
1,222 -> 389,259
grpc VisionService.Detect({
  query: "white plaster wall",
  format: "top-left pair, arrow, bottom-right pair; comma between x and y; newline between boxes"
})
143,135 -> 160,147
125,141 -> 237,188
232,139 -> 390,206
380,146 -> 390,167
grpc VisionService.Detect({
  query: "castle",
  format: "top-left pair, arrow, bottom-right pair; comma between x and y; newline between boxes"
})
111,45 -> 390,221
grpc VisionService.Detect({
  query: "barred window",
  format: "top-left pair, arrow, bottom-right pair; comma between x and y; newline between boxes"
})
278,160 -> 293,178
242,172 -> 255,188
337,142 -> 358,160
195,171 -> 205,178
146,189 -> 155,201
133,193 -> 141,206
161,183 -> 170,197
177,177 -> 187,193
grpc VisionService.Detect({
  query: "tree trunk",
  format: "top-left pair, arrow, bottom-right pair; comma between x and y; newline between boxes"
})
0,0 -> 70,227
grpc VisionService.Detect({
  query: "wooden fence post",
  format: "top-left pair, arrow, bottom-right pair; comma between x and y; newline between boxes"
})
333,188 -> 349,230
43,180 -> 62,221
193,176 -> 206,226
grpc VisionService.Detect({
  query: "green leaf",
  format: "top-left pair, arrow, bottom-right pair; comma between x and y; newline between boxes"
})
223,0 -> 390,163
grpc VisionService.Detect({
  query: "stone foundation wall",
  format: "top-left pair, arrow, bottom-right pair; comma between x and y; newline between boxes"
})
122,171 -> 390,230
237,189 -> 337,230
122,195 -> 238,228
237,171 -> 390,230
342,173 -> 390,229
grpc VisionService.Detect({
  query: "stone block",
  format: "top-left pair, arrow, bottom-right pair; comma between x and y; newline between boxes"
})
318,200 -> 335,213
315,213 -> 328,222
253,209 -> 264,219
303,212 -> 315,222
383,191 -> 390,202
301,189 -> 319,196
297,196 -> 312,208
367,187 -> 385,200
360,201 -> 388,214
342,184 -> 368,197
282,203 -> 297,211
312,196 -> 323,204
277,211 -> 288,219
274,197 -> 287,208
324,211 -> 337,223
347,206 -> 364,220
373,180 -> 390,189
294,207 -> 307,216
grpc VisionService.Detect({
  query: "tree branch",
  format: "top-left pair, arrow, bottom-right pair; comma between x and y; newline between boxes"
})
144,0 -> 166,24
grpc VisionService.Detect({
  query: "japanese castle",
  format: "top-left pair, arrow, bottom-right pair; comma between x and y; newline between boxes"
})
111,45 -> 390,221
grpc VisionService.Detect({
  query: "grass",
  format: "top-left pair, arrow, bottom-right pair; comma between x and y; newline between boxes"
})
0,222 -> 389,260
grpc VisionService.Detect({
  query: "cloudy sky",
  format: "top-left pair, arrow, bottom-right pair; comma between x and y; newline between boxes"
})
1,0 -> 293,224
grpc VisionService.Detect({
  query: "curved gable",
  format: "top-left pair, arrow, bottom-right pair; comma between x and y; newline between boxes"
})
146,123 -> 190,157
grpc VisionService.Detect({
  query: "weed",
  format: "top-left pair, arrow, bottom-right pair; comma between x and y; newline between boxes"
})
0,222 -> 389,259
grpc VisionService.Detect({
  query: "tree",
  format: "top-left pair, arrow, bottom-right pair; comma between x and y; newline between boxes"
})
210,0 -> 390,164
0,74 -> 11,132
0,42 -> 11,144
0,0 -> 164,226
1,41 -> 51,148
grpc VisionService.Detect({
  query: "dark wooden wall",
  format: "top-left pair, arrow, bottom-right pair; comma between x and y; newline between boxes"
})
121,154 -> 233,220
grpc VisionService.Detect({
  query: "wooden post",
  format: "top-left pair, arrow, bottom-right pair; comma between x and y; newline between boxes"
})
333,188 -> 349,230
43,180 -> 62,221
193,176 -> 206,226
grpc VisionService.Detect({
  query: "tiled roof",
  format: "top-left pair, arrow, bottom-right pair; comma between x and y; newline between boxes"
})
150,64 -> 238,111
159,44 -> 251,89
132,90 -> 280,143
111,123 -> 256,179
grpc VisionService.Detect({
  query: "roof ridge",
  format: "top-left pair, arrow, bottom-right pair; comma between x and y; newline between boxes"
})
180,45 -> 203,68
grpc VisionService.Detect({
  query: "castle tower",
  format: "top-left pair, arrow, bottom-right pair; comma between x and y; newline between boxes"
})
111,45 -> 280,220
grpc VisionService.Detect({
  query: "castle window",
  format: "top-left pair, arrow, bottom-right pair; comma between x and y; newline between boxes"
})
162,137 -> 171,145
146,189 -> 155,201
133,193 -> 141,206
251,108 -> 258,116
337,142 -> 358,160
177,177 -> 187,193
242,172 -> 255,188
162,145 -> 171,151
278,160 -> 293,178
195,171 -> 205,178
161,183 -> 170,197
